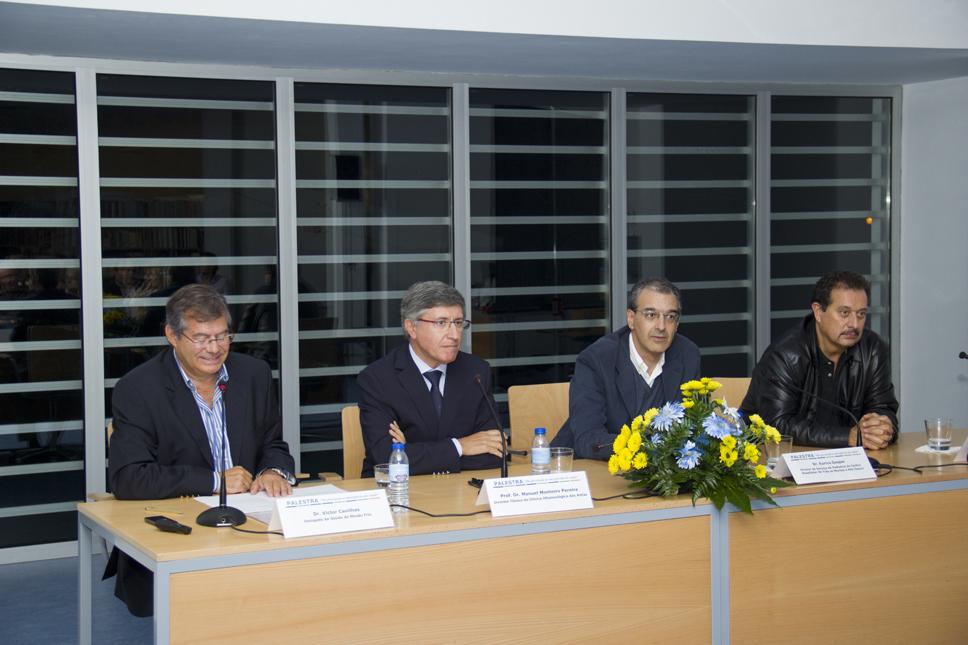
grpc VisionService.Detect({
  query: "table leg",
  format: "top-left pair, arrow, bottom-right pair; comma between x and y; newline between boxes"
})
78,515 -> 93,645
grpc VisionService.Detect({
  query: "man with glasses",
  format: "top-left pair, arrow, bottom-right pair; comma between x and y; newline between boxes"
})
106,283 -> 294,616
553,277 -> 701,459
741,270 -> 898,448
358,281 -> 503,477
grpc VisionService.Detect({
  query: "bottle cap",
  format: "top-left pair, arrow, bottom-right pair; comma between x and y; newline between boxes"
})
534,427 -> 546,435
392,442 -> 403,449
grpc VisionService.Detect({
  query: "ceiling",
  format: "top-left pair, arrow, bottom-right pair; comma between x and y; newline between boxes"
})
2,2 -> 968,85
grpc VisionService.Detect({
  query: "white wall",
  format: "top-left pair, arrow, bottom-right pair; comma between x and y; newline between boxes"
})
10,0 -> 968,48
900,75 -> 968,432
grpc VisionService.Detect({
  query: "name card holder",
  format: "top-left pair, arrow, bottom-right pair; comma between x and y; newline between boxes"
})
268,489 -> 394,538
475,471 -> 594,517
772,446 -> 877,485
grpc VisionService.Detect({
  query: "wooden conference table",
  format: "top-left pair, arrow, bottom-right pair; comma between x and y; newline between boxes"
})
78,431 -> 968,644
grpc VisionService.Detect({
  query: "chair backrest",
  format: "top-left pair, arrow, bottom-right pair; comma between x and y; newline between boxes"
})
341,405 -> 364,480
712,377 -> 752,409
507,382 -> 570,453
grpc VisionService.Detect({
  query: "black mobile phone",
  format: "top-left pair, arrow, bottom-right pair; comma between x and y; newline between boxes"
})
145,515 -> 192,534
468,478 -> 484,489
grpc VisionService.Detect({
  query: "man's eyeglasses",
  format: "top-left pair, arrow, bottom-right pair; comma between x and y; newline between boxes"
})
634,309 -> 680,324
181,333 -> 234,347
416,318 -> 472,331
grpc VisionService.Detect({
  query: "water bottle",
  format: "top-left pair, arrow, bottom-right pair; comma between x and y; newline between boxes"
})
531,427 -> 550,475
387,441 -> 409,512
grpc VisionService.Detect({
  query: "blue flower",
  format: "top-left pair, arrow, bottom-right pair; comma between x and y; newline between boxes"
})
676,440 -> 701,470
702,414 -> 735,440
652,402 -> 685,432
721,405 -> 740,422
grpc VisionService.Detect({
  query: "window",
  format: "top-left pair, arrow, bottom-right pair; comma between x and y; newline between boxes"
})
626,93 -> 756,375
0,68 -> 82,548
770,96 -> 892,339
293,84 -> 452,476
97,75 -> 280,484
469,88 -> 610,420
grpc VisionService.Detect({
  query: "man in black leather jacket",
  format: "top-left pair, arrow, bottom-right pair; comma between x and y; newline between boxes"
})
741,271 -> 898,448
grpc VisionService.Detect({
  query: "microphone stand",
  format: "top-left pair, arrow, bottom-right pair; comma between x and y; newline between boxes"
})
197,383 -> 247,527
769,375 -> 883,468
475,374 -> 508,478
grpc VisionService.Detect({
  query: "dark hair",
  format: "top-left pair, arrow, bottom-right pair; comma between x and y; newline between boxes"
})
810,271 -> 871,309
400,281 -> 465,330
165,283 -> 231,335
627,277 -> 682,311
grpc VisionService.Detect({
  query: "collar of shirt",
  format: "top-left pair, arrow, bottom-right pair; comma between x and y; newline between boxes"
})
172,353 -> 229,395
628,333 -> 665,388
408,343 -> 448,394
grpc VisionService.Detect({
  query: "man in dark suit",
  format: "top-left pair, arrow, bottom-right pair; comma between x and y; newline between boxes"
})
104,283 -> 295,616
553,277 -> 701,459
358,281 -> 503,477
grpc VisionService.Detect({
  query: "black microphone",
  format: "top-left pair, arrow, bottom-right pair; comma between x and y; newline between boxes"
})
768,375 -> 882,467
197,383 -> 247,527
959,351 -> 968,360
474,374 -> 508,478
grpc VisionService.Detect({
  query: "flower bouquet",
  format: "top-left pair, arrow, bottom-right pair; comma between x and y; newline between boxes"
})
608,377 -> 790,513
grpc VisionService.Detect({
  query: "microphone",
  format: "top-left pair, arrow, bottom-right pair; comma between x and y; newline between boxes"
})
959,351 -> 968,360
768,375 -> 882,467
197,383 -> 247,527
474,374 -> 508,478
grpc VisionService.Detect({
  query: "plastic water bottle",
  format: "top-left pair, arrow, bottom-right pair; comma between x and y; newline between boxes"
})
531,427 -> 550,475
387,441 -> 409,512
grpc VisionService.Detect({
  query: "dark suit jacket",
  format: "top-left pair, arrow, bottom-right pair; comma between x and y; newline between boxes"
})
358,343 -> 502,477
104,348 -> 293,616
552,327 -> 701,459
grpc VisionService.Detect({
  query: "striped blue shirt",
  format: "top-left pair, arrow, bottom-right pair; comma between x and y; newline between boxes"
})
173,356 -> 231,493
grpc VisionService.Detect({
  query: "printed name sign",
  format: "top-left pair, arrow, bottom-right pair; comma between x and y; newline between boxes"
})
771,447 -> 876,485
475,471 -> 593,517
268,489 -> 394,538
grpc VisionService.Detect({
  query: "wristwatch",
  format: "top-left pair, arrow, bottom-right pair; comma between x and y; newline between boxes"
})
263,467 -> 296,485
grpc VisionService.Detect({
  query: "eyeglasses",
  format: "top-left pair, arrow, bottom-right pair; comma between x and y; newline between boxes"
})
634,309 -> 680,324
181,333 -> 234,347
416,318 -> 472,331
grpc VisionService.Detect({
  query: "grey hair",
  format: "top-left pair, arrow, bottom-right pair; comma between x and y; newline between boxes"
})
400,281 -> 465,330
627,277 -> 682,311
165,283 -> 232,335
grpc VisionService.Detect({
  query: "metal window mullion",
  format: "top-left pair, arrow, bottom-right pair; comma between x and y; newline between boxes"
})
889,89 -> 902,395
76,68 -> 106,497
610,88 -> 627,332
275,77 -> 301,474
453,83 -> 472,354
755,92 -> 772,360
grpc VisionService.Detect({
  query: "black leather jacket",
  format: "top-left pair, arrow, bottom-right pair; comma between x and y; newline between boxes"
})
740,314 -> 899,448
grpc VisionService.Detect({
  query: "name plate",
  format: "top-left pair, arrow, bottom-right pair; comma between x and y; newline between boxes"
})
268,489 -> 394,538
772,446 -> 876,485
475,471 -> 593,517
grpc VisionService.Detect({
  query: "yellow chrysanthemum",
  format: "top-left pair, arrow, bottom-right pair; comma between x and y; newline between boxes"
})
748,413 -> 765,428
743,443 -> 760,463
608,454 -> 620,475
764,426 -> 781,444
618,448 -> 633,471
627,430 -> 643,453
714,398 -> 725,406
706,380 -> 722,392
719,449 -> 738,467
749,423 -> 763,437
631,415 -> 643,431
632,451 -> 648,469
613,425 -> 631,452
642,407 -> 660,427
721,435 -> 737,450
770,487 -> 777,494
755,464 -> 768,479
682,399 -> 695,409
698,388 -> 708,396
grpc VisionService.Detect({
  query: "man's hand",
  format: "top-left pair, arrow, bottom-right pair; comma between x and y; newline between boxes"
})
858,413 -> 894,449
458,429 -> 504,458
222,466 -> 253,493
251,470 -> 293,497
389,421 -> 406,444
